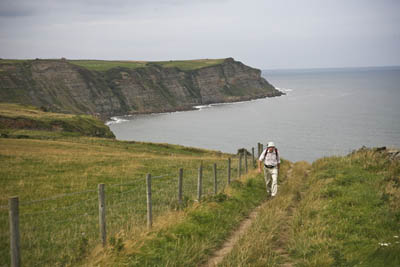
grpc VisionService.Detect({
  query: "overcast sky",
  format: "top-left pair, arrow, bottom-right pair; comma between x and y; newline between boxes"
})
1,0 -> 399,69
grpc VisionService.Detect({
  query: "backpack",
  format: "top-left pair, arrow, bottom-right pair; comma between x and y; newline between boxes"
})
263,147 -> 279,161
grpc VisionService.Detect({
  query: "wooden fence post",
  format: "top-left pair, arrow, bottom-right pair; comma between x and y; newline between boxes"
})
238,154 -> 242,178
227,158 -> 231,185
98,184 -> 106,247
178,168 -> 183,207
213,163 -> 217,195
9,197 -> 20,267
252,147 -> 255,168
245,151 -> 248,174
146,174 -> 152,229
197,164 -> 203,201
257,143 -> 261,158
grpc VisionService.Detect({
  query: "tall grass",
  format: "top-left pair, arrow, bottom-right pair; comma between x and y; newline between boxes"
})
220,149 -> 400,266
291,150 -> 400,266
219,161 -> 310,266
0,136 -> 245,266
89,163 -> 291,267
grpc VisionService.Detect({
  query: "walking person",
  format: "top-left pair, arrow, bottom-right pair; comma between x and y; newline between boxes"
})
258,142 -> 280,197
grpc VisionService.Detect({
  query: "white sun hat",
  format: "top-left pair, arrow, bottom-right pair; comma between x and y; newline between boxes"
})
267,141 -> 275,148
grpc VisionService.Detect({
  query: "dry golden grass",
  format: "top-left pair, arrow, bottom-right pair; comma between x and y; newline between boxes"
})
0,103 -> 75,119
0,135 -> 239,266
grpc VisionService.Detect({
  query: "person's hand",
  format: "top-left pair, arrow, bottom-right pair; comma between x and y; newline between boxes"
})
258,168 -> 261,173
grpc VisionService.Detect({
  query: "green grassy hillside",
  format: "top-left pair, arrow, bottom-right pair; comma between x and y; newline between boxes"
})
0,103 -> 115,138
0,121 -> 266,266
219,149 -> 400,266
69,58 -> 225,71
0,58 -> 226,72
2,104 -> 397,266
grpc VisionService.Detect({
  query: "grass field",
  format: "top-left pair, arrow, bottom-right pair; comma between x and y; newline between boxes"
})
0,58 -> 226,71
2,105 -> 398,266
219,149 -> 400,266
0,59 -> 30,64
68,60 -> 148,71
70,58 -> 225,71
0,130 -> 261,266
0,103 -> 115,138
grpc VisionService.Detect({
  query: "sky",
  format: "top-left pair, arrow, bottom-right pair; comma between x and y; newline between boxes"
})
0,0 -> 399,69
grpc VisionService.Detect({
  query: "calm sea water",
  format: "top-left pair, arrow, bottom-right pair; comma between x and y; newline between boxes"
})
108,66 -> 400,162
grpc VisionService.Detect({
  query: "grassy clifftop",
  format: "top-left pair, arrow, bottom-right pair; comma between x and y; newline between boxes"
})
69,58 -> 226,71
0,58 -> 226,72
0,103 -> 115,138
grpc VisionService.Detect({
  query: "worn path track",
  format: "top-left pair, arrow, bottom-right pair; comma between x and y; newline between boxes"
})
203,202 -> 265,267
204,166 -> 294,267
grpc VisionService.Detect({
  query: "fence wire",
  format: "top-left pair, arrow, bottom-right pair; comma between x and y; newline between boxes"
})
3,153 -> 256,267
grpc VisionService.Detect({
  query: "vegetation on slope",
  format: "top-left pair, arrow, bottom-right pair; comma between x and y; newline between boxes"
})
69,59 -> 226,71
219,148 -> 400,266
0,103 -> 115,138
0,58 -> 226,72
86,161 -> 291,266
0,123 -> 265,266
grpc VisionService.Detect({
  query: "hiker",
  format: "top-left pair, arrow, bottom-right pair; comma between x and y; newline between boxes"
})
258,142 -> 280,197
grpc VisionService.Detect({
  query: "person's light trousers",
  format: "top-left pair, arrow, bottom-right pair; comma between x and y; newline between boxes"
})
263,166 -> 278,196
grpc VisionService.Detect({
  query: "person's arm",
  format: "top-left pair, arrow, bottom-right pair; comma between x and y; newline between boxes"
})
277,150 -> 281,171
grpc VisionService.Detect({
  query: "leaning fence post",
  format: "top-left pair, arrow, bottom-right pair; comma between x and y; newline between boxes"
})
98,184 -> 106,247
146,174 -> 152,229
197,164 -> 203,201
245,151 -> 248,174
238,154 -> 242,178
213,163 -> 217,195
252,147 -> 255,168
9,197 -> 20,267
178,168 -> 183,207
257,142 -> 261,158
227,158 -> 231,185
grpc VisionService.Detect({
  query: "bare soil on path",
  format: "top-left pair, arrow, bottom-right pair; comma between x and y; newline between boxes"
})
203,202 -> 267,267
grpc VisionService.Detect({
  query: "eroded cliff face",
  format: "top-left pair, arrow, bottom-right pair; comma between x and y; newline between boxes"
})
0,58 -> 283,118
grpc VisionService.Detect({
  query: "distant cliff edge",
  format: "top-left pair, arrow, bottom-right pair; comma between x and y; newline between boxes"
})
0,58 -> 283,119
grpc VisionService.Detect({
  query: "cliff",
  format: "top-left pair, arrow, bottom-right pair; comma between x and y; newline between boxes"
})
0,58 -> 283,118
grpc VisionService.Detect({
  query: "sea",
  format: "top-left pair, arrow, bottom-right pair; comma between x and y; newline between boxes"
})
108,66 -> 400,162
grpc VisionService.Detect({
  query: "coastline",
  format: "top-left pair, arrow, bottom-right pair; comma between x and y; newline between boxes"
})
105,92 -> 285,125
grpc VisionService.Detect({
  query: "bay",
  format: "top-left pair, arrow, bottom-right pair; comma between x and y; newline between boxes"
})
108,66 -> 400,162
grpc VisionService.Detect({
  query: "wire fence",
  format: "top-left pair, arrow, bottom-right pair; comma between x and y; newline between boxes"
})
2,144 -> 264,267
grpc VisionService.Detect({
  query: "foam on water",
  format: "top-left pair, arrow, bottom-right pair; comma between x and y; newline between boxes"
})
105,117 -> 129,125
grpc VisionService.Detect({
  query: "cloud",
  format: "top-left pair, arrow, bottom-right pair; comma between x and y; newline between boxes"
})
0,0 -> 36,17
0,0 -> 399,68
